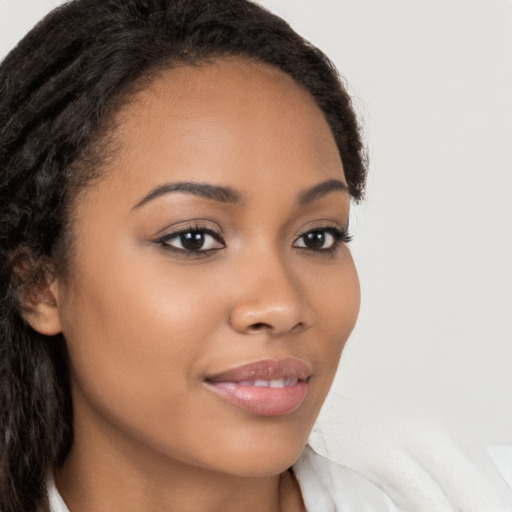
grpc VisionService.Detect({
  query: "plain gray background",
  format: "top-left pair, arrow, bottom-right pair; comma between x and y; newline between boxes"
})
1,0 -> 511,442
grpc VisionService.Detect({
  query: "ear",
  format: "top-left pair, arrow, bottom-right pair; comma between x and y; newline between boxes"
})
22,277 -> 63,336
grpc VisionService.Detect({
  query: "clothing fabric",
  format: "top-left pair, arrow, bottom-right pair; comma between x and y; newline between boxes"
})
292,445 -> 398,511
47,473 -> 68,512
47,443 -> 512,512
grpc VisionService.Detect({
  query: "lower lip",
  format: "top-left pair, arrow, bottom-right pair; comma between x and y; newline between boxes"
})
205,380 -> 308,416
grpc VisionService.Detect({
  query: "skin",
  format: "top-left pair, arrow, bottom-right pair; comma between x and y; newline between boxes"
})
28,59 -> 360,512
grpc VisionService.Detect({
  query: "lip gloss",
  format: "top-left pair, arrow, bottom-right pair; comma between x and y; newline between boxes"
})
204,358 -> 310,416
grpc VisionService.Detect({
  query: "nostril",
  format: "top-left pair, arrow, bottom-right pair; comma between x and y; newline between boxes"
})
248,322 -> 271,332
291,321 -> 306,333
246,321 -> 307,334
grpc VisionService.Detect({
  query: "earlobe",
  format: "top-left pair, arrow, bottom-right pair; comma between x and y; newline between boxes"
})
22,278 -> 63,336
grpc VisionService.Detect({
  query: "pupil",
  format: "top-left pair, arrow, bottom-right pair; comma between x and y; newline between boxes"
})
181,231 -> 204,251
305,231 -> 325,249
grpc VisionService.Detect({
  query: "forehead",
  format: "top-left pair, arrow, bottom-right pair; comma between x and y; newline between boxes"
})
85,58 -> 345,209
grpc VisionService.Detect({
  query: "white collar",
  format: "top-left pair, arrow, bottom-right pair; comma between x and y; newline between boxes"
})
47,473 -> 70,512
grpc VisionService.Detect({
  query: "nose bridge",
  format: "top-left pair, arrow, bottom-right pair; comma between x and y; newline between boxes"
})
228,244 -> 311,335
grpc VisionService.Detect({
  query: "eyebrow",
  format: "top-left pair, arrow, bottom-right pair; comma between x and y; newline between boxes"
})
297,179 -> 349,205
133,181 -> 242,209
132,178 -> 348,210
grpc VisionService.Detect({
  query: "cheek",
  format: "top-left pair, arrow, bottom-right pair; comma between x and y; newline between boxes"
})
58,245 -> 224,426
304,252 -> 360,417
308,250 -> 360,358
60,244 -> 360,402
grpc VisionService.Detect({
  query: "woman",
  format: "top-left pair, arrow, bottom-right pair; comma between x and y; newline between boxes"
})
0,0 -> 391,511
1,1 -> 511,512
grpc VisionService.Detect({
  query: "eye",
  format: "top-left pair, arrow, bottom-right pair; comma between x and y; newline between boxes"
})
293,226 -> 351,252
156,227 -> 225,254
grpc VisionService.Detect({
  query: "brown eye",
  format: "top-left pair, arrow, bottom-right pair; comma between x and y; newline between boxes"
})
179,232 -> 207,251
295,230 -> 335,250
293,227 -> 351,252
158,229 -> 225,253
304,231 -> 329,250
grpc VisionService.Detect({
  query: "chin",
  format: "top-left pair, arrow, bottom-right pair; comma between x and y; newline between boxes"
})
195,425 -> 310,478
218,451 -> 305,478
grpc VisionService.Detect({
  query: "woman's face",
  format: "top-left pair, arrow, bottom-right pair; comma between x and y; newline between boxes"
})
55,59 -> 360,477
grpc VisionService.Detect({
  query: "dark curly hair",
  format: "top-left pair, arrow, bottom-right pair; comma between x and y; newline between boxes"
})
0,1 -> 367,510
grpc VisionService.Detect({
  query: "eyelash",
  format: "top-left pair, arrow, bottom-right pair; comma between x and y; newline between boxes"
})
293,226 -> 352,253
155,224 -> 352,257
155,226 -> 224,256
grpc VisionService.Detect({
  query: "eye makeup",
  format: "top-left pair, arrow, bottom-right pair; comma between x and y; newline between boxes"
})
153,219 -> 351,258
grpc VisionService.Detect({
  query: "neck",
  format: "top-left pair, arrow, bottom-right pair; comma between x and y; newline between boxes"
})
55,413 -> 304,512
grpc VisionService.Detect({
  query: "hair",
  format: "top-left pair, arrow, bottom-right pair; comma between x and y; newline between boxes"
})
0,1 -> 367,510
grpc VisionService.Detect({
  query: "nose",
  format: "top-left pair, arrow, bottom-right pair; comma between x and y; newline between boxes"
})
228,253 -> 314,336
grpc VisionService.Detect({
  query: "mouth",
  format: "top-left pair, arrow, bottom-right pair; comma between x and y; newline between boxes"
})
204,358 -> 310,417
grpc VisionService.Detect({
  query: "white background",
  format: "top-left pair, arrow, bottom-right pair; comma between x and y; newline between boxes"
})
1,0 -> 511,442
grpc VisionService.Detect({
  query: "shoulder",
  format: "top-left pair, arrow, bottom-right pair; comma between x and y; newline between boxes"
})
292,445 -> 400,512
293,443 -> 512,512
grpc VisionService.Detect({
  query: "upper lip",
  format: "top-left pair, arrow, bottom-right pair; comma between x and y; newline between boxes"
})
205,357 -> 311,383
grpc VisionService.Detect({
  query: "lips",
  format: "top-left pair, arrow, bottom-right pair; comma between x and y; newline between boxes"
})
204,358 -> 310,416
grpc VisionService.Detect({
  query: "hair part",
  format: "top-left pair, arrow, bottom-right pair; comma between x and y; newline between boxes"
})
0,1 -> 367,510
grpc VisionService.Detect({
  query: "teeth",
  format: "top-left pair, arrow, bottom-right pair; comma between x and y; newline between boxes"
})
269,378 -> 285,388
237,378 -> 297,387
